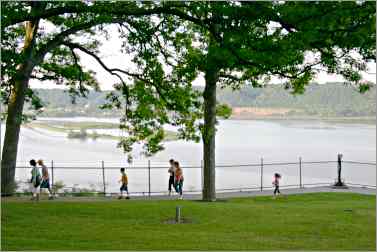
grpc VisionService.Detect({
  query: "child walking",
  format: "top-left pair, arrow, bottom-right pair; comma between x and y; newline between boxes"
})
30,159 -> 41,201
272,173 -> 282,198
168,159 -> 175,196
118,168 -> 130,199
174,161 -> 184,200
38,159 -> 54,199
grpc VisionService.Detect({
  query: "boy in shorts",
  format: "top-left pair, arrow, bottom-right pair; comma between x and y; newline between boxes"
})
118,168 -> 130,199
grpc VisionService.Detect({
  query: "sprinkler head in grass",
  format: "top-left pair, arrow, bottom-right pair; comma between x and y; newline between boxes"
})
176,206 -> 182,224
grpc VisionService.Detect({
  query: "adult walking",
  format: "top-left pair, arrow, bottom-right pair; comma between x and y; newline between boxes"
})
30,159 -> 41,201
168,159 -> 175,196
174,161 -> 184,200
38,159 -> 54,199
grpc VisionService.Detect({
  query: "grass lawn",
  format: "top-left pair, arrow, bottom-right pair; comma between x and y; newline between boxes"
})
1,193 -> 375,250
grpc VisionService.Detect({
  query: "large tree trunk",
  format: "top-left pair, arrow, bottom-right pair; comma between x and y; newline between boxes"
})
1,76 -> 30,195
1,16 -> 40,195
202,68 -> 219,201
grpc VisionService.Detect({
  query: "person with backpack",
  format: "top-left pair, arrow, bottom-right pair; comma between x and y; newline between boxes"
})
30,159 -> 41,201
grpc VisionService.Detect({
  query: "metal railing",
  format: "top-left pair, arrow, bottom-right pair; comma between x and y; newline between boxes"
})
13,157 -> 376,196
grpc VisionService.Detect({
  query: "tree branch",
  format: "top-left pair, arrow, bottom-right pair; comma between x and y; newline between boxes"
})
219,73 -> 243,81
3,2 -> 190,28
30,74 -> 58,81
61,41 -> 176,111
68,46 -> 84,88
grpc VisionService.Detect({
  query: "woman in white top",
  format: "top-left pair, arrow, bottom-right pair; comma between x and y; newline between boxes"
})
30,159 -> 41,201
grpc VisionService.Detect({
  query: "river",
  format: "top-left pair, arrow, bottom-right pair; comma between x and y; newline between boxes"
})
1,117 -> 375,194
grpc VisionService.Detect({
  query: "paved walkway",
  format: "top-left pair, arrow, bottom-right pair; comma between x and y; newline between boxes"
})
2,186 -> 375,202
135,186 -> 376,200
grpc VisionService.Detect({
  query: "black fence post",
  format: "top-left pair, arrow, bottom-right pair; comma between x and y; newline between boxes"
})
299,157 -> 302,188
335,153 -> 344,186
148,160 -> 151,197
51,160 -> 54,190
102,160 -> 106,196
260,158 -> 263,191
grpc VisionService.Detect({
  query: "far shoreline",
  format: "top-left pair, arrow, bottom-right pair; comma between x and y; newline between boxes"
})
228,116 -> 376,125
33,115 -> 376,125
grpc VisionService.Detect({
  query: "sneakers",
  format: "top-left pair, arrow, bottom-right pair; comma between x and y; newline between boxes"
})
118,196 -> 130,200
48,196 -> 54,200
179,195 -> 183,200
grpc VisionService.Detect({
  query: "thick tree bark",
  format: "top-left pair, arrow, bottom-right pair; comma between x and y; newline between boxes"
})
202,68 -> 219,201
1,76 -> 30,195
1,16 -> 40,195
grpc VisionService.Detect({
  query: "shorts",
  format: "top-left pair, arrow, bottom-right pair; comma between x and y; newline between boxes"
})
30,183 -> 40,194
40,179 -> 50,189
120,183 -> 128,191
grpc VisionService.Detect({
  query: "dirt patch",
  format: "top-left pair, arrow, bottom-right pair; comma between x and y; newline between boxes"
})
193,198 -> 228,203
163,218 -> 195,224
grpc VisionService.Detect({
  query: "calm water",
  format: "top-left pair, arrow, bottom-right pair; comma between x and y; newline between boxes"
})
1,117 -> 375,194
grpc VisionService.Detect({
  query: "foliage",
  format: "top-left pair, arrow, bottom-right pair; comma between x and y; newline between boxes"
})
216,103 -> 232,119
52,180 -> 65,194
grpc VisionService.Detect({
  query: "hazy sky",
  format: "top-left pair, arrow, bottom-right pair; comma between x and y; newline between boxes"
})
30,25 -> 376,91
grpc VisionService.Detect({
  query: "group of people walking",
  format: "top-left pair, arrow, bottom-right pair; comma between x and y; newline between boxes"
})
28,158 -> 185,200
29,158 -> 282,200
29,159 -> 54,201
117,159 -> 184,200
168,159 -> 184,199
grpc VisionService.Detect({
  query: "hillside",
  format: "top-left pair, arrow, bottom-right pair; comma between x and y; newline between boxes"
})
217,83 -> 376,118
26,83 -> 375,118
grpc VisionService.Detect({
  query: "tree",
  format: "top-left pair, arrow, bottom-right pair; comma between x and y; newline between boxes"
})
103,1 -> 375,201
1,1 -> 375,202
189,1 -> 375,201
0,1 -> 207,195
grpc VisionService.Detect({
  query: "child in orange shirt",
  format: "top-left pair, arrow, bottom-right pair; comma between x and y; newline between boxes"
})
118,168 -> 130,199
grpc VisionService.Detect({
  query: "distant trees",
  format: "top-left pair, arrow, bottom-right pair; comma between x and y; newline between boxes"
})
26,84 -> 377,118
